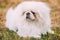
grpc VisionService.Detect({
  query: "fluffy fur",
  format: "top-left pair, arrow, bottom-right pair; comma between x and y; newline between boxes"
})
5,1 -> 54,38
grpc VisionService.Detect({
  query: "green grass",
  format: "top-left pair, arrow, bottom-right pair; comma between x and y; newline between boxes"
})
0,24 -> 60,40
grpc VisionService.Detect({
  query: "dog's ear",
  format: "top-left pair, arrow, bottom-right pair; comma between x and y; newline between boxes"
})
6,7 -> 14,19
5,7 -> 18,32
42,2 -> 51,14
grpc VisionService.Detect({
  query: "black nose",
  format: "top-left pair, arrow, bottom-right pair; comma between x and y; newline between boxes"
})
26,12 -> 30,19
26,12 -> 30,15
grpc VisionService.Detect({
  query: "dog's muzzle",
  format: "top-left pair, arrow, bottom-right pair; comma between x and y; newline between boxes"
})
26,12 -> 30,19
26,12 -> 36,21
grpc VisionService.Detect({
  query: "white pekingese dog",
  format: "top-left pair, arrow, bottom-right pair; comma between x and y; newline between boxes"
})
5,1 -> 54,38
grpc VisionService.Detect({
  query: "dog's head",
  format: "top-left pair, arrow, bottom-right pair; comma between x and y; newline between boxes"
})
15,1 -> 50,22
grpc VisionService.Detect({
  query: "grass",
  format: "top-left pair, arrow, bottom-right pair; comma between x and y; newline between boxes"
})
0,24 -> 60,40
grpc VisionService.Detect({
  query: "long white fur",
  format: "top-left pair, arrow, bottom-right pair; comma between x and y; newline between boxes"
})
5,1 -> 54,38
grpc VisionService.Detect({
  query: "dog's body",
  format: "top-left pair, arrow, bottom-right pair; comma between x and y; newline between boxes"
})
5,1 -> 54,38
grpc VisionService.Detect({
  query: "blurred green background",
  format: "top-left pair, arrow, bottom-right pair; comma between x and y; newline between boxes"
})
0,0 -> 60,40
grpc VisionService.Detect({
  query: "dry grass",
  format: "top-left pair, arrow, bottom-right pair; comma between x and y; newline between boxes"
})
0,0 -> 60,40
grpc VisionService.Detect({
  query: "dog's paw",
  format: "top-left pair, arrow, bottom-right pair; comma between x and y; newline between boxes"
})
48,29 -> 54,34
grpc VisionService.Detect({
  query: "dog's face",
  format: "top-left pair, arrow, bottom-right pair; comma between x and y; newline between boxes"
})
22,10 -> 39,22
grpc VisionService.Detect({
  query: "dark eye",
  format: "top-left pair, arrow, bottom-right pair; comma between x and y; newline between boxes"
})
31,11 -> 35,14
